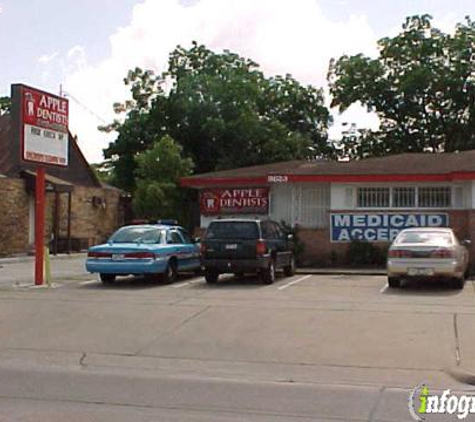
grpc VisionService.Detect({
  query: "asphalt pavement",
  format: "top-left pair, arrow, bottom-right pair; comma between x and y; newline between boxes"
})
1,254 -> 475,421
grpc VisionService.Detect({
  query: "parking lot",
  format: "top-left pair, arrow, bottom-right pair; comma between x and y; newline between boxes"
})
1,257 -> 475,420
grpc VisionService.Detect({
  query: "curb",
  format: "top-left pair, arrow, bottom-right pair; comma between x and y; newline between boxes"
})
296,268 -> 386,276
0,253 -> 86,265
446,367 -> 475,386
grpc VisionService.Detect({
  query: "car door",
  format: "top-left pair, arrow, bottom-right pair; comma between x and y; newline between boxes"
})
166,230 -> 187,271
453,233 -> 469,273
261,221 -> 281,265
177,228 -> 200,270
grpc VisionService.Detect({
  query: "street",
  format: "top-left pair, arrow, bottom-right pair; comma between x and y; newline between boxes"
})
0,256 -> 475,421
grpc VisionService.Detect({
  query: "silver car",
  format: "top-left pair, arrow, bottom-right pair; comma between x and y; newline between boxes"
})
387,228 -> 470,289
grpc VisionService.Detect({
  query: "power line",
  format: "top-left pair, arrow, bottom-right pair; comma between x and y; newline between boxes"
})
61,90 -> 109,125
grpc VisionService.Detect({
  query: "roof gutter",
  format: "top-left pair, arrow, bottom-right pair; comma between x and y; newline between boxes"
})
181,172 -> 475,188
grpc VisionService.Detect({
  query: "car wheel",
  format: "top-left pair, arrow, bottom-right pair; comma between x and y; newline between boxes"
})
205,270 -> 219,284
283,254 -> 296,277
388,276 -> 400,288
262,259 -> 276,285
453,277 -> 465,289
162,260 -> 177,284
100,274 -> 115,284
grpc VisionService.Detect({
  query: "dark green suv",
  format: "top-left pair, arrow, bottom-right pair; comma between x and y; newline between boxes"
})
200,218 -> 295,284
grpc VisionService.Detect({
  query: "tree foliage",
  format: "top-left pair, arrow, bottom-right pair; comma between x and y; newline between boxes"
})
328,15 -> 475,159
102,42 -> 332,191
133,135 -> 194,222
90,161 -> 114,185
0,96 -> 11,115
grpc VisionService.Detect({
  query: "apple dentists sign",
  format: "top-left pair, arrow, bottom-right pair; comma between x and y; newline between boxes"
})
330,213 -> 449,242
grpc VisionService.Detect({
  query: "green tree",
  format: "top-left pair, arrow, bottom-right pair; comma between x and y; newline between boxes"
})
133,135 -> 194,223
0,96 -> 11,115
99,68 -> 167,191
328,15 -> 475,159
90,160 -> 114,185
102,42 -> 332,190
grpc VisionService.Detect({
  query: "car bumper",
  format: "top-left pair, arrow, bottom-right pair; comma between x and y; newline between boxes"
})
387,259 -> 465,279
202,257 -> 271,273
86,257 -> 169,275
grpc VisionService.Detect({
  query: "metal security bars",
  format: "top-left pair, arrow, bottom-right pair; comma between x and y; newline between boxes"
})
357,187 -> 390,208
270,184 -> 330,228
356,186 -> 452,208
393,187 -> 416,208
418,187 -> 451,208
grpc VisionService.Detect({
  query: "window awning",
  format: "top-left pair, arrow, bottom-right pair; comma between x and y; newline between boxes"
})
22,170 -> 73,193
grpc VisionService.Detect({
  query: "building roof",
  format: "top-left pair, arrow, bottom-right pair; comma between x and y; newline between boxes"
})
0,114 -> 101,188
181,150 -> 475,188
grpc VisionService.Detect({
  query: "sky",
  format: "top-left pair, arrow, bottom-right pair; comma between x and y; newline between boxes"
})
0,0 -> 473,163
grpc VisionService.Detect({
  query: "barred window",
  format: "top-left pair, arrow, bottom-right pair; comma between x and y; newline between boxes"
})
418,187 -> 451,208
393,187 -> 416,208
270,184 -> 330,228
357,188 -> 390,208
296,185 -> 330,228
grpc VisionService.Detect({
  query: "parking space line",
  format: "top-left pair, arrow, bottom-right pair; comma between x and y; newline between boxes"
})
277,275 -> 312,290
174,279 -> 203,288
79,280 -> 98,286
173,281 -> 191,288
379,284 -> 389,294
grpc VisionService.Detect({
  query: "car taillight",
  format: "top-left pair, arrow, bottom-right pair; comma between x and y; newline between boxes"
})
125,252 -> 155,259
431,248 -> 454,259
87,251 -> 111,258
388,249 -> 411,258
256,239 -> 267,256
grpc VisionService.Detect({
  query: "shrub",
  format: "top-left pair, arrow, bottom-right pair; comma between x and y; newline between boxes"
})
345,239 -> 387,267
280,221 -> 305,265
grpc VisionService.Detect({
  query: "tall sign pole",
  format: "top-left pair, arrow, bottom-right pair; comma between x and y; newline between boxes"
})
35,167 -> 46,285
12,84 -> 69,286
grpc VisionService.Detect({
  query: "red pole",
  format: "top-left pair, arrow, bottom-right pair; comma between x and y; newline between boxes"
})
35,167 -> 46,286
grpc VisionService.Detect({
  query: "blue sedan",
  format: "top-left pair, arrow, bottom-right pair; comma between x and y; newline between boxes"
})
86,224 -> 201,284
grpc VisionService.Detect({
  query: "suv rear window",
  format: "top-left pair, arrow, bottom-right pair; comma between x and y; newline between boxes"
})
206,222 -> 259,240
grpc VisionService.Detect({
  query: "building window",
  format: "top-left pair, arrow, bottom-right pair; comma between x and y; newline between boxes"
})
418,187 -> 451,208
270,184 -> 330,228
295,185 -> 330,228
393,187 -> 415,208
357,187 -> 390,208
355,186 -> 452,209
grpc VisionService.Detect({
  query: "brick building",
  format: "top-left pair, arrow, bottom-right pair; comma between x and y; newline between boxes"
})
181,152 -> 475,268
0,109 -> 125,257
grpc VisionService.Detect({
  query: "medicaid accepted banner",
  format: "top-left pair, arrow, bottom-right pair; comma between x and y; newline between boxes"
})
330,213 -> 449,242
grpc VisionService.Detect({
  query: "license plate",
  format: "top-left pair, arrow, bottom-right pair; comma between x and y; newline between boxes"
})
408,267 -> 434,276
225,244 -> 238,250
112,253 -> 125,261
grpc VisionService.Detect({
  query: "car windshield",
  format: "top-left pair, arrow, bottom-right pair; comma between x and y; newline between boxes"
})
109,227 -> 164,244
206,222 -> 259,240
396,231 -> 453,245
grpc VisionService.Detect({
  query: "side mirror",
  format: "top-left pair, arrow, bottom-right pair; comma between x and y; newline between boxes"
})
462,239 -> 472,246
